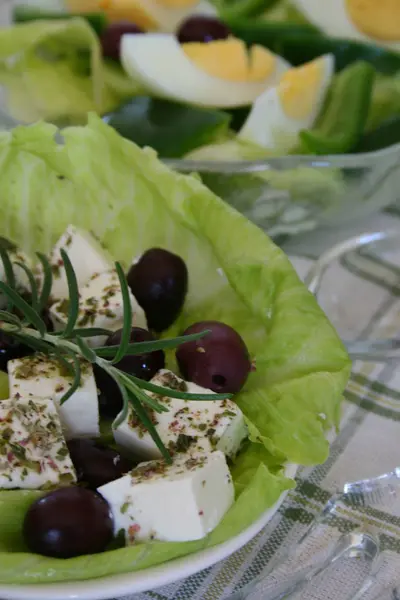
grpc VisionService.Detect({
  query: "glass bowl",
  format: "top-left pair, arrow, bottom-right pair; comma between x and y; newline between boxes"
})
304,230 -> 400,362
166,146 -> 400,238
0,1 -> 399,239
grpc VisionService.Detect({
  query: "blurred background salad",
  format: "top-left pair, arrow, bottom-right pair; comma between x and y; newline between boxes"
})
0,0 -> 398,160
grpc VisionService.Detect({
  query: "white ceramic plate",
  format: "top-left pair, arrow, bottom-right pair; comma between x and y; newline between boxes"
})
0,464 -> 297,600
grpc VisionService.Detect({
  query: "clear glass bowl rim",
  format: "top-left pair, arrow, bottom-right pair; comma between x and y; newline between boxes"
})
304,230 -> 400,363
164,141 -> 400,173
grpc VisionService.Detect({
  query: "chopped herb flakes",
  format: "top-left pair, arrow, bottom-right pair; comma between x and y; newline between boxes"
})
0,397 -> 76,489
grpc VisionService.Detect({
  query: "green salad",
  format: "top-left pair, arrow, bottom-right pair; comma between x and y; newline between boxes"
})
0,115 -> 350,583
0,0 -> 398,160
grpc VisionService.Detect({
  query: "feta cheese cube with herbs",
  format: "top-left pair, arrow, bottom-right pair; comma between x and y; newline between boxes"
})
113,369 -> 248,460
50,268 -> 147,346
0,396 -> 76,489
44,225 -> 114,302
97,450 -> 234,543
8,354 -> 99,439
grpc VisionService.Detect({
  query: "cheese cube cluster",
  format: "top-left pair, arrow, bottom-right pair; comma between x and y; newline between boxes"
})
113,369 -> 248,460
43,225 -> 113,303
8,354 -> 100,439
98,450 -> 234,543
50,269 -> 146,346
0,396 -> 76,489
47,226 -> 146,344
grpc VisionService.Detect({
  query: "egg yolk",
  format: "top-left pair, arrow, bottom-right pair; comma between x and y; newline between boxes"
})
66,0 -> 199,28
346,0 -> 400,41
182,39 -> 277,82
66,0 -> 156,28
159,0 -> 198,6
278,57 -> 326,120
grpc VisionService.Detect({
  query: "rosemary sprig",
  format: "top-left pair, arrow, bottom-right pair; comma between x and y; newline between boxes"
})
0,247 -> 231,463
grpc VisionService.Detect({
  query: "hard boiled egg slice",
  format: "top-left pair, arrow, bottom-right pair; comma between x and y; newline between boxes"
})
292,0 -> 400,51
121,34 -> 291,108
66,0 -> 217,32
238,54 -> 335,152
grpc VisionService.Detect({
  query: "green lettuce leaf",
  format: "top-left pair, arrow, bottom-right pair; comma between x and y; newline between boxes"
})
0,115 -> 350,582
366,72 -> 400,132
0,19 -> 140,124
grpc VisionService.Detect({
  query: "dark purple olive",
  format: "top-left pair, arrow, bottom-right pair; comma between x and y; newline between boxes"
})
100,21 -> 143,61
67,439 -> 135,488
176,321 -> 251,394
177,16 -> 231,44
127,248 -> 188,332
95,327 -> 165,418
23,487 -> 114,558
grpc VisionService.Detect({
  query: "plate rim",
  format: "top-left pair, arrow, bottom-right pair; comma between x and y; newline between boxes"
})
0,464 -> 298,600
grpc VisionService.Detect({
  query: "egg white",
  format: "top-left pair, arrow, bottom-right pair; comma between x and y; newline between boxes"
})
292,0 -> 400,51
238,54 -> 335,152
121,33 -> 291,108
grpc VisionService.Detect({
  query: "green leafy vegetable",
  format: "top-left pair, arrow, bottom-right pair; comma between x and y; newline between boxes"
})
12,5 -> 109,36
219,0 -> 280,20
0,115 -> 350,582
0,19 -> 139,125
366,72 -> 400,132
355,116 -> 400,153
227,19 -> 400,74
105,97 -> 231,158
298,61 -> 376,154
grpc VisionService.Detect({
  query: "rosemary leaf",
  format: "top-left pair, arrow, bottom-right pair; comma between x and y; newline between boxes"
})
128,389 -> 171,463
76,336 -> 97,363
72,327 -> 114,338
59,353 -> 81,405
60,249 -> 80,338
12,333 -> 51,354
0,247 -> 16,311
0,282 -> 46,336
114,370 -> 169,413
111,262 -> 132,365
13,261 -> 39,313
128,374 -> 231,401
52,349 -> 75,379
96,330 -> 211,358
36,252 -> 53,312
110,374 -> 130,429
0,311 -> 22,328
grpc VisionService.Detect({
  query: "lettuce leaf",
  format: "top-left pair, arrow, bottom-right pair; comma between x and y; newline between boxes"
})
0,19 -> 140,124
366,72 -> 400,132
0,115 -> 350,583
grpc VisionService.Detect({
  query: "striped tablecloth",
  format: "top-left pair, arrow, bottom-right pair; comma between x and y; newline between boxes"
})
123,205 -> 400,600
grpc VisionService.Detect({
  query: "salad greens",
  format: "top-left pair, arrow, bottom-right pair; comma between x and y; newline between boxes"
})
0,115 -> 350,582
104,97 -> 231,158
0,19 -> 140,124
0,11 -> 399,157
298,61 -> 376,154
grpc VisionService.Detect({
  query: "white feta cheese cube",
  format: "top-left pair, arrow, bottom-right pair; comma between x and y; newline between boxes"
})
44,225 -> 113,302
98,450 -> 234,543
50,268 -> 147,346
0,248 -> 33,307
8,354 -> 99,439
0,396 -> 76,489
113,369 -> 248,460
